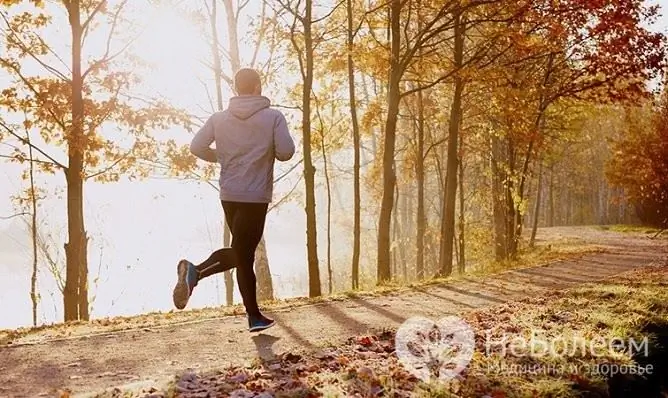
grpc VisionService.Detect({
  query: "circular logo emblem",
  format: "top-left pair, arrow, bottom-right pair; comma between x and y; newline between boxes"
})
395,316 -> 475,382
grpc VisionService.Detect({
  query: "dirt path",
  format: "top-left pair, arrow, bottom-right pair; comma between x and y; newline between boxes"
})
1,227 -> 666,398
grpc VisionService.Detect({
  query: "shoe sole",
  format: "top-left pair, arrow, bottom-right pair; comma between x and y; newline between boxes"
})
172,260 -> 190,310
249,320 -> 276,333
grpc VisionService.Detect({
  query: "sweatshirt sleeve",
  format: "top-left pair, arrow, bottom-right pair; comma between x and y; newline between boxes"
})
190,115 -> 218,163
273,112 -> 295,161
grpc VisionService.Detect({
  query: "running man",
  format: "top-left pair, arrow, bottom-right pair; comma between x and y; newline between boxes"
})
172,68 -> 295,333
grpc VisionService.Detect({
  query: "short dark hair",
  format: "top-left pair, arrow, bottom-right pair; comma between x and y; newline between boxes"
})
234,68 -> 261,95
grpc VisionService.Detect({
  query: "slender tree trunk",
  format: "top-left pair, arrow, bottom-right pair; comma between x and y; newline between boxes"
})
28,131 -> 38,326
548,165 -> 554,227
222,0 -> 241,73
303,0 -> 321,297
399,185 -> 408,278
416,88 -> 426,280
254,238 -> 274,301
211,0 -> 235,305
64,0 -> 88,322
457,127 -> 465,274
377,0 -> 401,283
438,9 -> 464,276
434,138 -> 446,274
405,185 -> 413,279
347,0 -> 361,290
530,160 -> 543,247
224,228 -> 233,305
321,129 -> 333,294
392,185 -> 399,279
491,133 -> 507,261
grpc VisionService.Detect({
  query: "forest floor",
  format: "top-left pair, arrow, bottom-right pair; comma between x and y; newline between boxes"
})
0,226 -> 666,398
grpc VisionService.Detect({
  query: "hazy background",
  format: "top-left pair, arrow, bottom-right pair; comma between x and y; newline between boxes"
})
1,0 -> 666,329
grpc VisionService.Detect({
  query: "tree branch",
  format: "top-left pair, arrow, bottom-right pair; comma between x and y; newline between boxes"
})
82,0 -> 108,30
84,148 -> 132,180
0,12 -> 69,81
0,212 -> 28,220
312,0 -> 345,24
0,121 -> 67,170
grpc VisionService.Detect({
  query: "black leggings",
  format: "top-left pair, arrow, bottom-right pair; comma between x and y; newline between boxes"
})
195,201 -> 268,316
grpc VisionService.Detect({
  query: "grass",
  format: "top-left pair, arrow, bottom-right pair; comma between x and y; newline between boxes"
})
128,264 -> 668,398
597,224 -> 664,235
0,237 -> 601,347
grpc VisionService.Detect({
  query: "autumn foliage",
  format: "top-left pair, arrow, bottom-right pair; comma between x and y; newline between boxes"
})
607,90 -> 668,229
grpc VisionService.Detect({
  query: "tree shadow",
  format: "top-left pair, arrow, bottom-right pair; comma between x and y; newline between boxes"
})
273,313 -> 316,351
410,287 -> 479,309
313,302 -> 372,334
348,297 -> 407,324
511,267 -> 593,284
460,277 -> 528,296
435,284 -> 507,304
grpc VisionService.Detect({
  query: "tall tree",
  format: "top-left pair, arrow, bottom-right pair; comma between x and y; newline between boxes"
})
376,0 -> 401,282
347,0 -> 362,290
0,0 -> 186,321
438,8 -> 465,277
207,0 -> 235,306
278,0 -> 322,297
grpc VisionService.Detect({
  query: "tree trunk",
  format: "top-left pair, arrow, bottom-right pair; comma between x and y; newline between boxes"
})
302,0 -> 321,297
224,227 -> 233,305
347,0 -> 361,291
529,160 -> 543,247
491,133 -> 507,261
434,137 -> 446,274
320,127 -> 333,294
64,0 -> 88,322
548,165 -> 554,227
438,9 -> 464,277
392,186 -> 399,278
254,237 -> 274,301
222,0 -> 241,73
211,0 -> 235,306
457,126 -> 465,274
377,0 -> 401,284
399,184 -> 408,279
28,131 -> 38,326
416,88 -> 426,280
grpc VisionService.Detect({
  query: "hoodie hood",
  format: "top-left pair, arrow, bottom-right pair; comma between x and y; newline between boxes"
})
228,95 -> 271,120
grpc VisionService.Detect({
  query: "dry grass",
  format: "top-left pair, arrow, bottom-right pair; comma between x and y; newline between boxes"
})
114,264 -> 668,398
0,238 -> 599,347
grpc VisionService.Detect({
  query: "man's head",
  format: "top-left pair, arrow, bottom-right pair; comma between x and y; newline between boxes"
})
234,68 -> 262,96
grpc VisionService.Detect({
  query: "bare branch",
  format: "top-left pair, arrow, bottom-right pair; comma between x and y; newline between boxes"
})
312,0 -> 345,24
274,158 -> 303,183
82,1 -> 136,81
0,12 -> 69,81
273,0 -> 304,23
0,212 -> 28,220
250,1 -> 268,68
0,153 -> 59,167
0,121 -> 67,170
268,174 -> 301,213
82,0 -> 108,30
238,0 -> 251,13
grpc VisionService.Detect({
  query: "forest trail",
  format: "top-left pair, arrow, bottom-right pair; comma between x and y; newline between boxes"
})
0,227 -> 666,398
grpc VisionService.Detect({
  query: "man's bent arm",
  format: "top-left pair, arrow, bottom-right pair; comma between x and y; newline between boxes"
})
190,116 -> 218,163
273,113 -> 295,161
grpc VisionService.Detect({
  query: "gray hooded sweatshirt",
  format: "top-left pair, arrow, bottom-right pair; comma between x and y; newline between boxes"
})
190,95 -> 295,203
